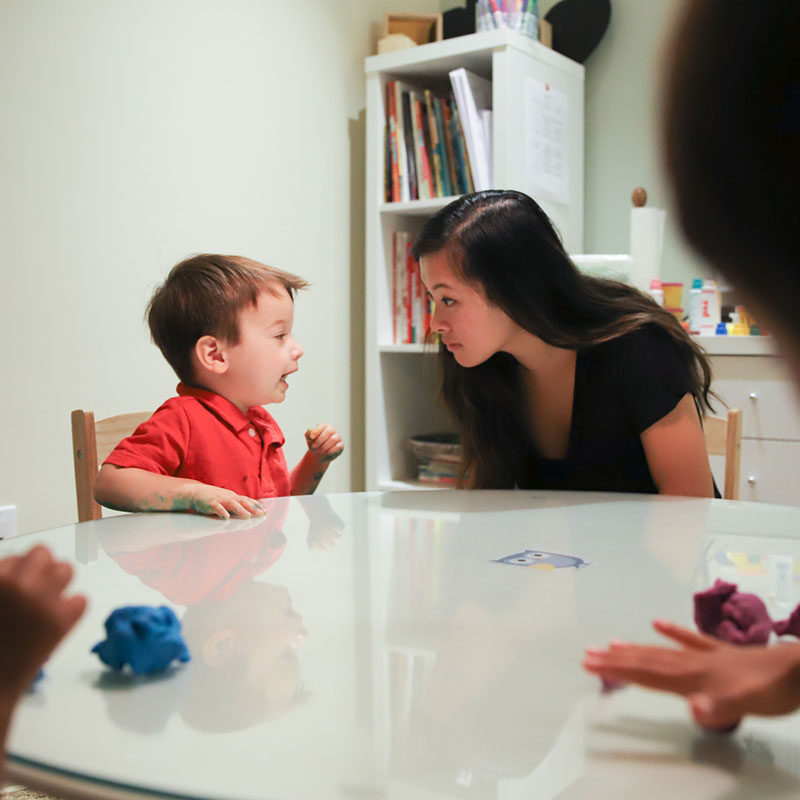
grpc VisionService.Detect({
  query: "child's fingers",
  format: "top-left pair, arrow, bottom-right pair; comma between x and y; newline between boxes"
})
315,429 -> 343,454
38,561 -> 75,600
305,425 -> 323,445
14,546 -> 58,591
0,554 -> 21,577
222,498 -> 252,519
209,501 -> 231,520
653,620 -> 718,651
58,594 -> 88,634
242,497 -> 266,515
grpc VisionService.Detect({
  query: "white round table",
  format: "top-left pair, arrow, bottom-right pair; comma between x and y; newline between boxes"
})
5,490 -> 800,799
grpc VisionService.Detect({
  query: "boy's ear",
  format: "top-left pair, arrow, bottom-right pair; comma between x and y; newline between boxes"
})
203,628 -> 235,666
194,335 -> 228,375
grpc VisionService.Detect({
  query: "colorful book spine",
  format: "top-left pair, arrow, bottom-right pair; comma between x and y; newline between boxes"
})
418,96 -> 437,199
424,90 -> 444,198
452,103 -> 475,193
393,230 -> 410,343
440,98 -> 459,198
393,82 -> 409,202
412,95 -> 434,199
432,97 -> 453,197
386,81 -> 400,202
400,91 -> 418,201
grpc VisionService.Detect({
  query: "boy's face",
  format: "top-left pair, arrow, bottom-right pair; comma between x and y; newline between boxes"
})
224,287 -> 303,411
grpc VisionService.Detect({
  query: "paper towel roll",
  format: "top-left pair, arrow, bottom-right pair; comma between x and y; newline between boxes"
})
629,207 -> 666,292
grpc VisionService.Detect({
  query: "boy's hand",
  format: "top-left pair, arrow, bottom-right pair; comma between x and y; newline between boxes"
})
304,424 -> 344,462
291,425 -> 344,495
0,546 -> 87,701
183,484 -> 267,520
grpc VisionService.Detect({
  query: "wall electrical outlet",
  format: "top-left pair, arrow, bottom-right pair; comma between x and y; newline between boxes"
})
0,505 -> 18,539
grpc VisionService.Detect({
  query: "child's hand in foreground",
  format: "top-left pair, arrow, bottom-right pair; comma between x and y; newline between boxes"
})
583,619 -> 800,729
183,484 -> 267,520
305,424 -> 344,462
0,546 -> 87,700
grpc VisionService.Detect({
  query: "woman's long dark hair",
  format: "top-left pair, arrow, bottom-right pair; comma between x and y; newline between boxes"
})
410,190 -> 715,489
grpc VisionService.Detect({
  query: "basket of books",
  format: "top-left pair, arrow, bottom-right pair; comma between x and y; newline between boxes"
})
407,433 -> 461,486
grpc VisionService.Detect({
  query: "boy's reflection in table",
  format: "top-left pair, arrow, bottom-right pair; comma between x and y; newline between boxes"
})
94,496 -> 344,733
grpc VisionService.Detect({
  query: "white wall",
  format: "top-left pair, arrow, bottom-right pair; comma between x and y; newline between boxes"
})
538,0 -> 708,285
0,0 -> 440,535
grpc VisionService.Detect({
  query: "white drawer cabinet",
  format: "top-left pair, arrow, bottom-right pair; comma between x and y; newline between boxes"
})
711,356 -> 800,441
708,342 -> 800,506
736,439 -> 800,506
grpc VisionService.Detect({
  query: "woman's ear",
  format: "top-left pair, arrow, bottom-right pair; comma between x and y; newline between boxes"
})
194,335 -> 228,375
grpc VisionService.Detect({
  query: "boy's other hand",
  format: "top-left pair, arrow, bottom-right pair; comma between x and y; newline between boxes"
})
304,424 -> 344,462
184,485 -> 267,520
0,546 -> 87,700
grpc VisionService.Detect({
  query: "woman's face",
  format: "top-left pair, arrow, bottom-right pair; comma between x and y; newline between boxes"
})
420,248 -> 519,367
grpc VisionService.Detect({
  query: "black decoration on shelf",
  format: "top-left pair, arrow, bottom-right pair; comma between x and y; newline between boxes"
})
443,0 -> 477,39
545,0 -> 611,63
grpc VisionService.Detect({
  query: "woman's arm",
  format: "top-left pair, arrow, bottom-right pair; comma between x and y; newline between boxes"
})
640,393 -> 714,497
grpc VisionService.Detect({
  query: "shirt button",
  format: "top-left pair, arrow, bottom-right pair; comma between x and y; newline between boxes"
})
249,427 -> 257,437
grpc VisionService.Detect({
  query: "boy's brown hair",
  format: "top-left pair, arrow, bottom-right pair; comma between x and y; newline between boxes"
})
147,254 -> 308,384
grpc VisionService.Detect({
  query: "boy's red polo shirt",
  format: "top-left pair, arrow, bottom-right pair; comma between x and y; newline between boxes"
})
104,383 -> 291,498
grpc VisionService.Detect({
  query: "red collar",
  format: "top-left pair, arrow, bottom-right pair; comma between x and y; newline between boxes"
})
176,383 -> 285,447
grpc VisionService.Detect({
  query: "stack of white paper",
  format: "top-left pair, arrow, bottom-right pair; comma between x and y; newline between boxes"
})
449,67 -> 493,190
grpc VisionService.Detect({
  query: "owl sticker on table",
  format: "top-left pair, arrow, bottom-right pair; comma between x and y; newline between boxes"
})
494,550 -> 590,570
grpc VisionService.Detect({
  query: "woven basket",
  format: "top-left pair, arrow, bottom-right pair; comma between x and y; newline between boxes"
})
406,433 -> 461,462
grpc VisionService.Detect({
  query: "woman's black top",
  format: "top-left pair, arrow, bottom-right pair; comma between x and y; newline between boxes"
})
517,324 -> 718,496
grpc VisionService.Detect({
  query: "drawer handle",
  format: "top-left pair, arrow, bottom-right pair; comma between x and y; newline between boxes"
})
748,475 -> 757,484
749,392 -> 760,400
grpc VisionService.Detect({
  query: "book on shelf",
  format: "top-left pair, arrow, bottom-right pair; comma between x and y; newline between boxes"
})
400,92 -> 418,202
448,67 -> 493,191
411,92 -> 433,200
384,78 -> 477,203
391,230 -> 431,344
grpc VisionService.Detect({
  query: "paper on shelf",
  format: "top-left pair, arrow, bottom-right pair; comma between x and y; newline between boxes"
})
524,77 -> 570,205
449,68 -> 493,190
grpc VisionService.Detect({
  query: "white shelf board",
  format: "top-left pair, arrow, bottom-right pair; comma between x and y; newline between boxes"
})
380,197 -> 459,216
379,344 -> 435,354
695,336 -> 778,356
364,28 -> 583,80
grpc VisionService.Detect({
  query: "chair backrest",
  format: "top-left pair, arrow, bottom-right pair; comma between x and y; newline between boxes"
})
703,408 -> 742,500
71,409 -> 151,522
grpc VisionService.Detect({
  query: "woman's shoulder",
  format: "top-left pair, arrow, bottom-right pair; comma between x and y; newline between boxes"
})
591,323 -> 681,362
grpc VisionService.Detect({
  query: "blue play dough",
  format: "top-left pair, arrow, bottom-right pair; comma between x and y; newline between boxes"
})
92,605 -> 190,675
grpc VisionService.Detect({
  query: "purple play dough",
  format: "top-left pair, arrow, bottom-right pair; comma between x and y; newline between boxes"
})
693,579 -> 772,644
773,604 -> 800,637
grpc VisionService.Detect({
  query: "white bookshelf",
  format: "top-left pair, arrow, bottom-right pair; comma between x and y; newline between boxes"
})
364,29 -> 585,491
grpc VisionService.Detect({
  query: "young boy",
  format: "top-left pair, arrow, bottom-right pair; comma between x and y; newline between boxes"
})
94,254 -> 343,520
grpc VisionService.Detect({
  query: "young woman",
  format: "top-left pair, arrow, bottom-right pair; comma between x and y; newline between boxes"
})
412,189 -> 716,497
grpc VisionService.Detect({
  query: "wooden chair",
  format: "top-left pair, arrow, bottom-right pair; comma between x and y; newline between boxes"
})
71,409 -> 150,522
703,409 -> 743,500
